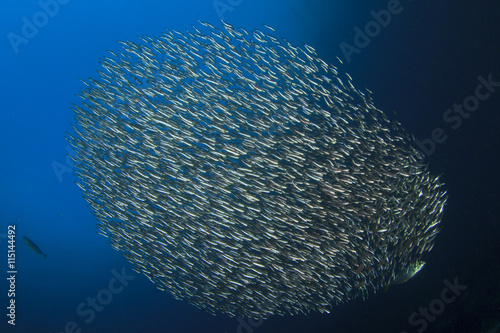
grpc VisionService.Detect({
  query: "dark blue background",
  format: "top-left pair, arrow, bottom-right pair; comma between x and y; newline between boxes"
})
1,0 -> 499,332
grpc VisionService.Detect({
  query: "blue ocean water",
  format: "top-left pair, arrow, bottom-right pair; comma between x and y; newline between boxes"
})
1,0 -> 499,332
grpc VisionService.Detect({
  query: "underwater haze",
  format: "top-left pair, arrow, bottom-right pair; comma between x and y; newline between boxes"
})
1,0 -> 500,333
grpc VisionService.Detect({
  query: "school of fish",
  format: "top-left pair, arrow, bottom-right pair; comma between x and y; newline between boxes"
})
69,21 -> 447,318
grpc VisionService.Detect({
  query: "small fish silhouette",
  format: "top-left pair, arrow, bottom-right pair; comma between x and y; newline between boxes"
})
22,236 -> 47,259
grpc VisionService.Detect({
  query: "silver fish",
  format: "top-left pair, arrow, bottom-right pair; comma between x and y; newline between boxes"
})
69,21 -> 447,319
22,236 -> 47,259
